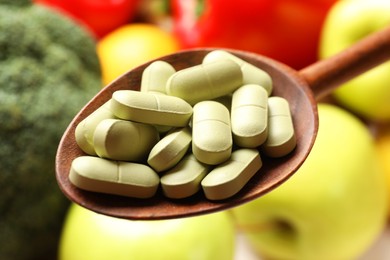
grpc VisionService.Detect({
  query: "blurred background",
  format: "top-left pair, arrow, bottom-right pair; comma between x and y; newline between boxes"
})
1,0 -> 390,259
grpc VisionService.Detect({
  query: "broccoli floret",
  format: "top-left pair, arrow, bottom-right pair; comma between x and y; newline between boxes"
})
0,1 -> 102,259
0,0 -> 31,7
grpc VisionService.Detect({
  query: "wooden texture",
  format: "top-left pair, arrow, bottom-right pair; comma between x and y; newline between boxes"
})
56,26 -> 390,220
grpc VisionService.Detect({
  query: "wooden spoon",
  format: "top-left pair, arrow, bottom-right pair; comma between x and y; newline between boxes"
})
56,26 -> 390,220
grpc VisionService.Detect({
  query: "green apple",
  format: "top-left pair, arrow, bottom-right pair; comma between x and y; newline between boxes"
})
319,0 -> 390,121
230,104 -> 388,260
59,204 -> 235,260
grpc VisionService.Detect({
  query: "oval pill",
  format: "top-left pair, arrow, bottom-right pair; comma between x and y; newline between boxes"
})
262,96 -> 296,157
93,118 -> 159,162
166,59 -> 243,105
147,127 -> 192,172
69,156 -> 160,199
111,90 -> 193,127
231,84 -> 268,148
75,100 -> 116,155
160,154 -> 210,199
201,148 -> 262,200
140,61 -> 176,133
140,61 -> 176,94
192,101 -> 232,165
203,50 -> 273,95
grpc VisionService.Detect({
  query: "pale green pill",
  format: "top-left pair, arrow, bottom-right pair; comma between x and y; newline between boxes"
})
111,90 -> 193,127
69,156 -> 160,199
140,60 -> 176,94
141,61 -> 176,133
166,59 -> 243,105
231,84 -> 268,148
201,148 -> 262,200
262,96 -> 296,157
93,119 -> 159,162
75,100 -> 116,155
160,154 -> 210,199
147,127 -> 192,172
203,50 -> 273,95
192,101 -> 232,165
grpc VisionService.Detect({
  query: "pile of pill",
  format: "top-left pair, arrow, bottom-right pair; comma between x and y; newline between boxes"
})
70,50 -> 296,201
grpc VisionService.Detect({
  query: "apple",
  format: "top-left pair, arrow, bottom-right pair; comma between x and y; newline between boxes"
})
375,124 -> 390,215
59,204 -> 235,260
229,104 -> 388,260
319,0 -> 390,121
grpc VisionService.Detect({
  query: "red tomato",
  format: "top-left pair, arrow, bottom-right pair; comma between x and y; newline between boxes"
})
35,0 -> 140,38
172,0 -> 338,70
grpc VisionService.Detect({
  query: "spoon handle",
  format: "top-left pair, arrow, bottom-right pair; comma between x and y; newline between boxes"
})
299,26 -> 390,100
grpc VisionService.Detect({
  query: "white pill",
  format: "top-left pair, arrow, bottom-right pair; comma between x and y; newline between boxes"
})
203,50 -> 273,95
160,154 -> 210,199
166,59 -> 243,105
147,127 -> 192,172
75,100 -> 116,155
69,156 -> 160,199
192,101 -> 232,165
141,61 -> 176,94
231,84 -> 268,148
111,90 -> 193,127
262,96 -> 296,157
201,148 -> 262,200
93,119 -> 159,162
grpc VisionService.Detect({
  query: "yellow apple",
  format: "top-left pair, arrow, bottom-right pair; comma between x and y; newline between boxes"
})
319,0 -> 390,121
375,124 -> 390,213
59,204 -> 235,260
230,104 -> 388,260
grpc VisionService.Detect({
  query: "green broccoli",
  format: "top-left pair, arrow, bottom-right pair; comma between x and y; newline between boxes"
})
0,0 -> 102,259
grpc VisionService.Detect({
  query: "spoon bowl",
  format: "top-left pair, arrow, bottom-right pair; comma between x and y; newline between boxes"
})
56,26 -> 390,220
